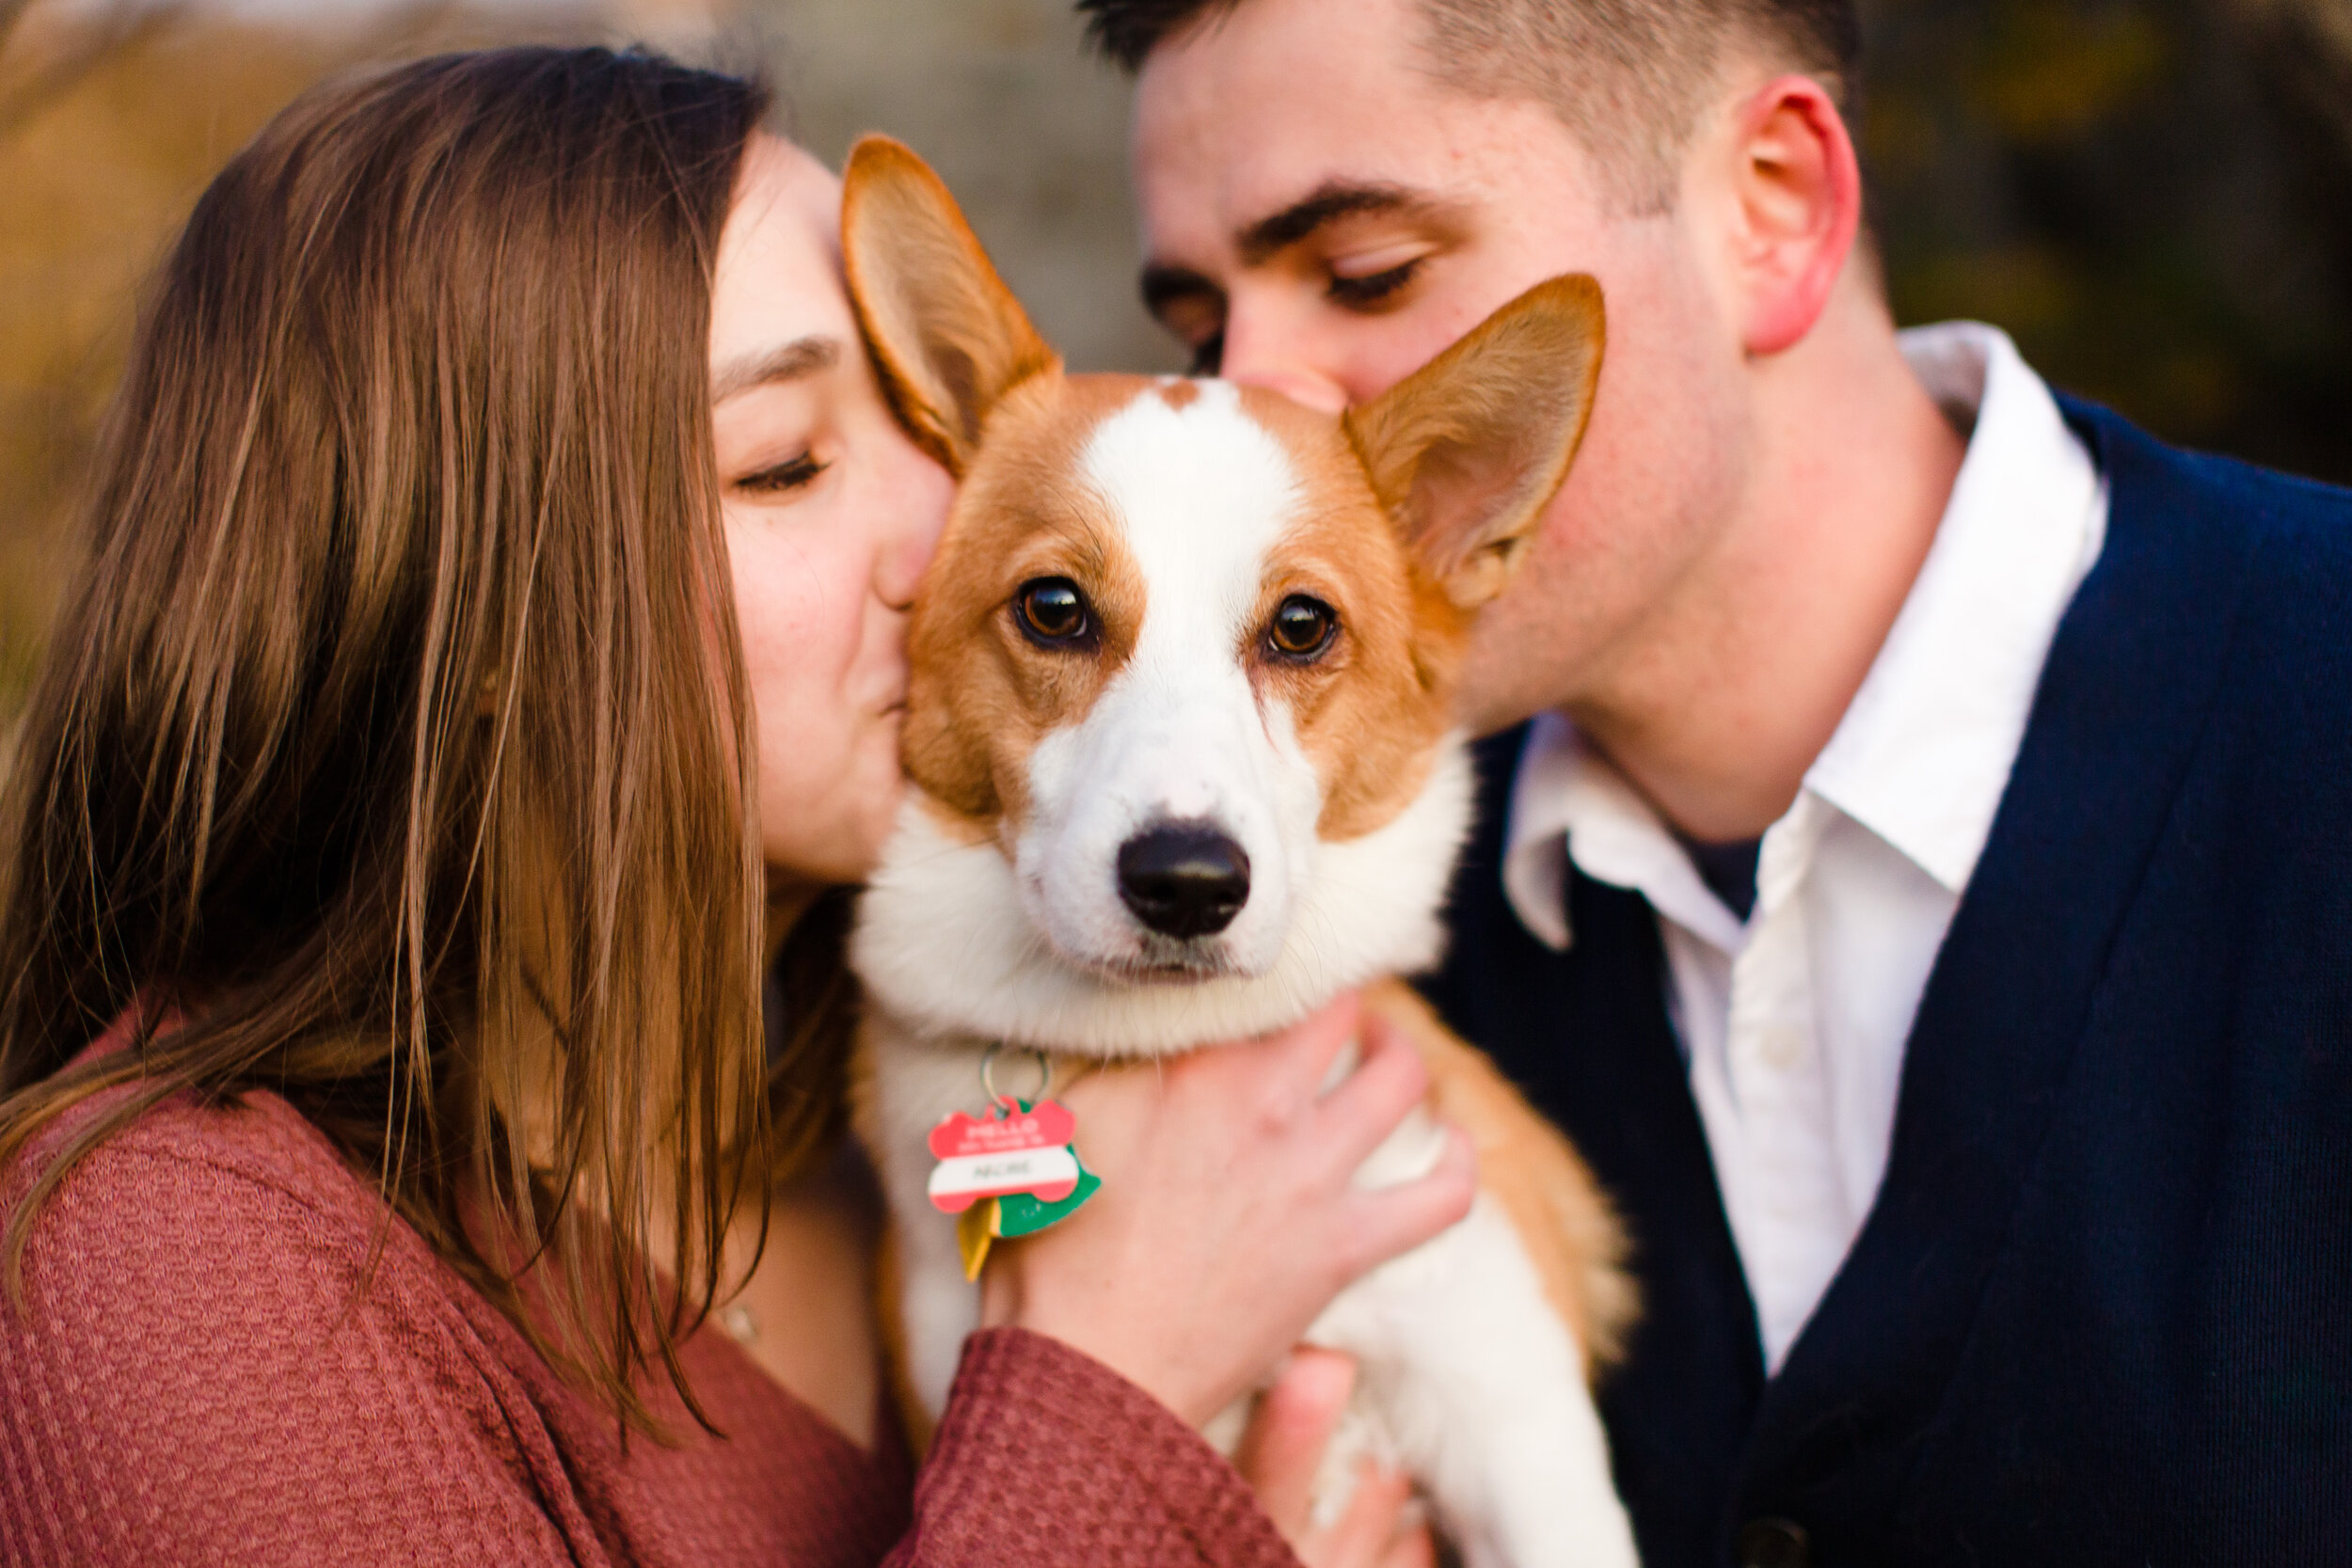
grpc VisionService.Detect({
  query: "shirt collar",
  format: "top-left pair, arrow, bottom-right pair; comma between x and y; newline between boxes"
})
1501,322 -> 2106,949
1804,322 -> 2107,893
1503,712 -> 1749,954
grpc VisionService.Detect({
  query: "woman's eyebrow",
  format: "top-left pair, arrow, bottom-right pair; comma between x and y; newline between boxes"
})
711,334 -> 841,404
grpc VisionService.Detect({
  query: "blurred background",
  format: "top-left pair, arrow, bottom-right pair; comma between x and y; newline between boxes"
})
2,0 -> 2348,728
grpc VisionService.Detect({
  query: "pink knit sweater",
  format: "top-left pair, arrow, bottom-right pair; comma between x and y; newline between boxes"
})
0,1075 -> 1301,1568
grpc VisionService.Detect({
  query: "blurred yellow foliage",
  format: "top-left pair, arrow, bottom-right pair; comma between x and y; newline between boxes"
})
1974,2 -> 2168,142
0,18 -> 344,720
1902,245 -> 2083,337
1,0 -> 2346,745
0,5 -> 612,728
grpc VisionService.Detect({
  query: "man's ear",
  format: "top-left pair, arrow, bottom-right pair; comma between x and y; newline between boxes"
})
1723,75 -> 1862,356
841,135 -> 1059,477
1343,274 -> 1604,610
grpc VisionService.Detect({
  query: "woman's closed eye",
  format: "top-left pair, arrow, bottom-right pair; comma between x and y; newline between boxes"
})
735,451 -> 830,496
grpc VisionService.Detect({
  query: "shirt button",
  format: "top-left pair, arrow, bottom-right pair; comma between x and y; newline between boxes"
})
1737,1516 -> 1811,1568
1757,1026 -> 1803,1069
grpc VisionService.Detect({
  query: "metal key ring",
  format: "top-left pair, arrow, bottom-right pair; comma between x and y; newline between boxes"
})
978,1043 -> 1053,1109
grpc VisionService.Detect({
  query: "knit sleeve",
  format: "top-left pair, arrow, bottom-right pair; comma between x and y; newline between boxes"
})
886,1327 -> 1303,1568
0,1118 -> 602,1568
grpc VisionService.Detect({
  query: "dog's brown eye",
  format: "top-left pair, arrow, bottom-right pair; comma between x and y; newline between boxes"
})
1267,595 -> 1339,660
1014,578 -> 1094,647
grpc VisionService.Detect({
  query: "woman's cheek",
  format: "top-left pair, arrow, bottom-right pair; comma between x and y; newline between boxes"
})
851,718 -> 910,869
755,718 -> 900,884
737,522 -> 912,883
733,521 -> 860,706
726,535 -> 825,863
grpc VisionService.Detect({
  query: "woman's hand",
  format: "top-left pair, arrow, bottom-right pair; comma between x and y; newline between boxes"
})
977,992 -> 1476,1428
1233,1349 -> 1438,1568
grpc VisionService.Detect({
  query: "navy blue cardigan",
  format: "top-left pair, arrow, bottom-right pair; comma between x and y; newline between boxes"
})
1417,403 -> 2352,1568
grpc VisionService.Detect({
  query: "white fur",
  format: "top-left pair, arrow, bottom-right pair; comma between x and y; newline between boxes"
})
1301,1192 -> 1632,1568
855,380 -> 1637,1566
863,997 -> 1639,1568
854,741 -> 1469,1054
864,1029 -> 996,1414
1016,382 -> 1317,980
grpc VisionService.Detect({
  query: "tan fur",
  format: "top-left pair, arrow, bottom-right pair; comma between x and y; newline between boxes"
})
848,135 -> 1607,854
898,373 -> 1157,832
907,788 -> 994,849
1239,389 -> 1471,842
868,1214 -> 937,1454
841,136 -> 1060,477
905,373 -> 1485,850
850,1050 -> 939,1455
1344,275 -> 1607,610
1366,980 -> 1638,1370
844,140 -> 1634,1483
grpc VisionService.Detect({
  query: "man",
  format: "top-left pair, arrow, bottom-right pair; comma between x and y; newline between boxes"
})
1078,0 -> 2352,1564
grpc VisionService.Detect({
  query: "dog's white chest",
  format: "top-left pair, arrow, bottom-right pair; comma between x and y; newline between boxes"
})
858,1012 -> 1638,1568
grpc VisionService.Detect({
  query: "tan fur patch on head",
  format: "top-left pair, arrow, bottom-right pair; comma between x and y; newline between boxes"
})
904,374 -> 1492,852
1236,388 -> 1474,843
900,372 -> 1161,836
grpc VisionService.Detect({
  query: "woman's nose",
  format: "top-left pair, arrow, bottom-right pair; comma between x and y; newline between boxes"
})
873,439 -> 954,612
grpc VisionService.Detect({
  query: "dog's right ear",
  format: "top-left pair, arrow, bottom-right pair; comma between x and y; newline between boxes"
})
842,136 -> 1059,478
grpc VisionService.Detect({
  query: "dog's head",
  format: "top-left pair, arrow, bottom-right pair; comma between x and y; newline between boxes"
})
844,137 -> 1602,1053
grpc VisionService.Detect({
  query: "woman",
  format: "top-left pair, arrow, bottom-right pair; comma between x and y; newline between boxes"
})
0,48 -> 1470,1567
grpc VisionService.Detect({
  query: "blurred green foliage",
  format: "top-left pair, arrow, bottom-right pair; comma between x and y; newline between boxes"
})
1862,0 -> 2352,481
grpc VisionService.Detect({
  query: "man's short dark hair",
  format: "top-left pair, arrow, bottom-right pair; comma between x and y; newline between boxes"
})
1077,0 -> 1862,214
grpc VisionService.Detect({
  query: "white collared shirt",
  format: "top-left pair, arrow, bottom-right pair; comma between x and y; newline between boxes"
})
1501,324 -> 2109,1371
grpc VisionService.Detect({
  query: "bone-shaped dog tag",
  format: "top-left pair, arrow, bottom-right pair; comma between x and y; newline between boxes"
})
930,1096 -> 1100,1278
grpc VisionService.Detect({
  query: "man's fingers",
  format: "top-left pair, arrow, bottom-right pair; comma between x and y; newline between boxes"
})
1232,1348 -> 1357,1541
1311,1464 -> 1417,1568
1376,1521 -> 1438,1568
1341,1128 -> 1477,1275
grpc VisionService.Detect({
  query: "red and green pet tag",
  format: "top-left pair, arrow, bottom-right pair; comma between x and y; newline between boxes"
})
927,1047 -> 1101,1279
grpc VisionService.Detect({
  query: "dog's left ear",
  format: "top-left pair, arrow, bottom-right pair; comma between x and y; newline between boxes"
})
1343,274 -> 1604,610
842,135 -> 1060,477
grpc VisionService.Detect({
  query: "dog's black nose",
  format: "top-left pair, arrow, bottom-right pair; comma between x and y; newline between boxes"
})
1117,824 -> 1251,939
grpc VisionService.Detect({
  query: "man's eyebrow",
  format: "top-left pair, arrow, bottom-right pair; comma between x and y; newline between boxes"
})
1234,181 -> 1438,264
710,334 -> 841,404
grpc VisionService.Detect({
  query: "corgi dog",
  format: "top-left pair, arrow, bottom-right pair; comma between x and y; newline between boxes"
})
842,135 -> 1638,1568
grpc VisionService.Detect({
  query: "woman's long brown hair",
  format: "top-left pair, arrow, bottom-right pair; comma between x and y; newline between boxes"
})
0,47 -> 813,1433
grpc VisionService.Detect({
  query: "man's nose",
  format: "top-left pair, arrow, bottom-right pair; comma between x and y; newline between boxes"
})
1216,297 -> 1348,414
